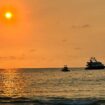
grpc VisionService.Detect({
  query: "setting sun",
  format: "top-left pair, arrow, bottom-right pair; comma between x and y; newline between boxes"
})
4,12 -> 13,20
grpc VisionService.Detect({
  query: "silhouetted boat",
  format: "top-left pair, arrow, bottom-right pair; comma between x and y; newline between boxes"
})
62,65 -> 70,72
85,57 -> 105,70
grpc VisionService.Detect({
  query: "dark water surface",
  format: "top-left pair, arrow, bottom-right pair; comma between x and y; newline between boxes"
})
0,68 -> 105,105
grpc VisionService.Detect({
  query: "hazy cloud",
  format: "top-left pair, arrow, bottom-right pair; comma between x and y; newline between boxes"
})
0,49 -> 37,61
0,55 -> 25,60
72,24 -> 90,29
62,39 -> 67,42
29,49 -> 36,53
74,47 -> 81,50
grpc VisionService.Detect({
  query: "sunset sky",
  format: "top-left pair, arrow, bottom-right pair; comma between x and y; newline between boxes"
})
0,0 -> 105,68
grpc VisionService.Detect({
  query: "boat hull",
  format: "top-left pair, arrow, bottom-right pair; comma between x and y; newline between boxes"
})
62,70 -> 70,72
85,66 -> 105,70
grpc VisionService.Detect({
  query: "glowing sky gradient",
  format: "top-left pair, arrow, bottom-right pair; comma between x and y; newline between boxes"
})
0,0 -> 105,68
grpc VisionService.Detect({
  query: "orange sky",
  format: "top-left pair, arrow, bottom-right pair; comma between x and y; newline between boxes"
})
0,0 -> 105,68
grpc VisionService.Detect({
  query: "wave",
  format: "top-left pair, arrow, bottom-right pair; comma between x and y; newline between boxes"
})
0,97 -> 104,105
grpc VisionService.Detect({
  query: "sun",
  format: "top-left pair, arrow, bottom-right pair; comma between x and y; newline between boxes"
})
4,12 -> 13,20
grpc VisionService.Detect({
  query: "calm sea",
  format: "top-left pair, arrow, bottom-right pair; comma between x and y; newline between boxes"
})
0,68 -> 105,105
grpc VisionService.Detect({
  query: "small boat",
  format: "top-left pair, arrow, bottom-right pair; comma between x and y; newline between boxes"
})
85,57 -> 105,70
62,65 -> 70,72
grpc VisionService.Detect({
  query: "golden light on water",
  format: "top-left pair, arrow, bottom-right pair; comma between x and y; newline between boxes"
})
0,69 -> 26,97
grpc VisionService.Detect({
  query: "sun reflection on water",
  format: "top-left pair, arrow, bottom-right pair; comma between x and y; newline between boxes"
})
0,69 -> 26,97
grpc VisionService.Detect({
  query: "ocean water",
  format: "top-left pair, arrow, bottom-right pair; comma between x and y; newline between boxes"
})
0,68 -> 105,105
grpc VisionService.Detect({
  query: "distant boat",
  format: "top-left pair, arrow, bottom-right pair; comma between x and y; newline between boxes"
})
85,57 -> 105,70
62,65 -> 70,72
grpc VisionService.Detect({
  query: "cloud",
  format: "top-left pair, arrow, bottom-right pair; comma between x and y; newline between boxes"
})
0,55 -> 25,60
62,39 -> 67,42
0,48 -> 41,61
0,49 -> 37,61
74,47 -> 81,50
72,24 -> 90,29
29,49 -> 36,53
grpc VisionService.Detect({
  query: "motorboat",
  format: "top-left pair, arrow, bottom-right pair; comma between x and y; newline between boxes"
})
85,57 -> 105,70
62,65 -> 70,72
